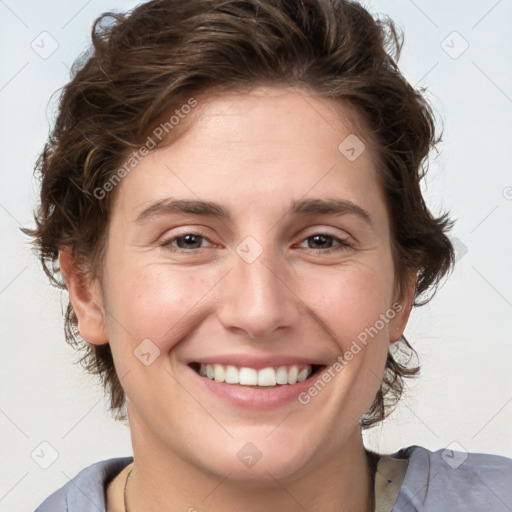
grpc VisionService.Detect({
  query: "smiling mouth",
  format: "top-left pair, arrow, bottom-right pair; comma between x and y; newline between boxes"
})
189,363 -> 325,387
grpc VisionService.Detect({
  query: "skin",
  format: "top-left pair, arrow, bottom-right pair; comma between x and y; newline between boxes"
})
60,86 -> 416,512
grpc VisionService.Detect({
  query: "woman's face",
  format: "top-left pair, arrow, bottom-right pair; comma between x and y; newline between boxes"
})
81,86 -> 414,480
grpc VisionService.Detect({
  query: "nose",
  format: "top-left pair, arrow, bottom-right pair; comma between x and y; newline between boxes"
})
216,245 -> 301,340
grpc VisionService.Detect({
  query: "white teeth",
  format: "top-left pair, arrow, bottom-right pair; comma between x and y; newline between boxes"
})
257,367 -> 276,386
239,367 -> 258,385
198,363 -> 313,386
287,365 -> 298,384
297,368 -> 309,383
213,364 -> 225,383
225,365 -> 238,384
276,366 -> 288,385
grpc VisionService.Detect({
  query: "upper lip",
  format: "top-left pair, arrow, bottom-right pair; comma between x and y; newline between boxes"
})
188,355 -> 326,369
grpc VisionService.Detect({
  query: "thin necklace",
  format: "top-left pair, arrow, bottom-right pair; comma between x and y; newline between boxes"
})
124,467 -> 133,512
123,451 -> 378,512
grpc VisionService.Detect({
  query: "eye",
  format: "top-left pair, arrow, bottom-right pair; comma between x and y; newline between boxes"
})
159,231 -> 352,254
160,232 -> 213,252
298,233 -> 352,253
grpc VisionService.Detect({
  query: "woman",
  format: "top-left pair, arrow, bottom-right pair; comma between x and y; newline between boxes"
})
27,0 -> 512,510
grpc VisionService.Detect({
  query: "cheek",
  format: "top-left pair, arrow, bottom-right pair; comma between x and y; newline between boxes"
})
295,259 -> 396,351
103,261 -> 216,351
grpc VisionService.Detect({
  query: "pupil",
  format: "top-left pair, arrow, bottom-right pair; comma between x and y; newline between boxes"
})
178,234 -> 201,249
311,234 -> 331,249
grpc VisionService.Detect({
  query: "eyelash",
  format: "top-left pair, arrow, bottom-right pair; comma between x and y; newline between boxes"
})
159,231 -> 352,254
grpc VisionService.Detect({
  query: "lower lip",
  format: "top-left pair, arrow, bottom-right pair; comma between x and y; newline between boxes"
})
190,365 -> 323,410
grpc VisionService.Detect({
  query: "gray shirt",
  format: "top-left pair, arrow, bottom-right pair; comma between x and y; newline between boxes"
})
33,445 -> 512,511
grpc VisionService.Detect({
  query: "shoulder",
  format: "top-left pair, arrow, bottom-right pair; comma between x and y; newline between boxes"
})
390,445 -> 512,511
33,456 -> 133,512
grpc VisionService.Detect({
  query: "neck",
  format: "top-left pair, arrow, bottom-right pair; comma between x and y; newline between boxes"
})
125,412 -> 375,512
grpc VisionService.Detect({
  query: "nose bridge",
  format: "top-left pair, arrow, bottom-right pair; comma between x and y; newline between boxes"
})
217,237 -> 298,338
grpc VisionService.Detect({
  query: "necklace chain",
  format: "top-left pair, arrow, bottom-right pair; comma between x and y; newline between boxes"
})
124,467 -> 133,512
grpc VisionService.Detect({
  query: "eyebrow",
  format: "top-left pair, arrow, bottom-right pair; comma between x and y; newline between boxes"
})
135,197 -> 373,227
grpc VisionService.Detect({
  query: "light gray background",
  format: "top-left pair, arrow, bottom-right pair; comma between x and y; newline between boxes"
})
1,1 -> 511,510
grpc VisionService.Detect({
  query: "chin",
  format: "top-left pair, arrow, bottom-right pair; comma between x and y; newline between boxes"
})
190,429 -> 319,483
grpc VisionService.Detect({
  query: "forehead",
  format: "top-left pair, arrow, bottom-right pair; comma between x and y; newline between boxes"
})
169,86 -> 372,161
109,86 -> 385,224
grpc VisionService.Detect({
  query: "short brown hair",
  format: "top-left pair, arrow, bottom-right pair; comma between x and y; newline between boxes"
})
25,0 -> 455,427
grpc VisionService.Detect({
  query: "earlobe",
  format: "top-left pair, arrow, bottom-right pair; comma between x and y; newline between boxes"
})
58,247 -> 109,345
390,270 -> 417,343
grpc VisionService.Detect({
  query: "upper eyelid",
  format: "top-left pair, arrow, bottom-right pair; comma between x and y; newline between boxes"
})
300,227 -> 351,240
160,223 -> 351,239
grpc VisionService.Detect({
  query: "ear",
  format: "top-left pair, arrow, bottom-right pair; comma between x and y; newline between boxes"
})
389,269 -> 417,343
58,246 -> 108,345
